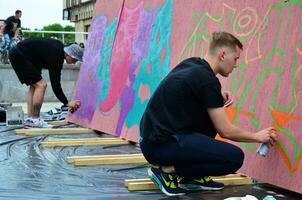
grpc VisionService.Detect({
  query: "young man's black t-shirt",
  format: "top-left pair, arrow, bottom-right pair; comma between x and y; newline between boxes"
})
13,38 -> 68,105
140,57 -> 224,143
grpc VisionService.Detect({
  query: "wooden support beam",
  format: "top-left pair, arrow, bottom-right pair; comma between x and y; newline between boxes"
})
125,178 -> 152,187
72,156 -> 147,166
41,137 -> 129,147
15,128 -> 94,136
67,153 -> 147,166
125,174 -> 253,191
213,177 -> 253,186
67,153 -> 144,162
124,174 -> 245,187
128,181 -> 158,191
47,120 -> 68,126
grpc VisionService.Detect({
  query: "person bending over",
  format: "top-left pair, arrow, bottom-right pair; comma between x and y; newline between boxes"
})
9,38 -> 83,128
139,31 -> 277,196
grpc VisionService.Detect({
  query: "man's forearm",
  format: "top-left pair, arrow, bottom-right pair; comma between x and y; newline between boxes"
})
219,125 -> 257,143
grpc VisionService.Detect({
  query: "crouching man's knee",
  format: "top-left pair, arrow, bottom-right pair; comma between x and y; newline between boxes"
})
231,146 -> 245,172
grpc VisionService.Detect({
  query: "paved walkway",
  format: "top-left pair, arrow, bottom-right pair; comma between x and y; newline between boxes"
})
13,102 -> 63,114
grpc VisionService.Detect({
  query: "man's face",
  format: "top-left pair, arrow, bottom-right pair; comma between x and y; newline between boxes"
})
65,55 -> 77,64
16,12 -> 22,19
218,46 -> 241,77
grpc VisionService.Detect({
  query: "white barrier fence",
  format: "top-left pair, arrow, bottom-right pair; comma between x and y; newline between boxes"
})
22,30 -> 88,44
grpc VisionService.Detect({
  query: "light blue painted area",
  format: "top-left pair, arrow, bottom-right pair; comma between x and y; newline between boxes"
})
125,0 -> 173,130
96,17 -> 118,106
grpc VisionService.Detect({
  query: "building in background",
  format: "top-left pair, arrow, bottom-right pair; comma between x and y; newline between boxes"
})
63,0 -> 96,43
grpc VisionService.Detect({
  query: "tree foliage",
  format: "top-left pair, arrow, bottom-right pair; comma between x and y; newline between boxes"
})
23,23 -> 75,44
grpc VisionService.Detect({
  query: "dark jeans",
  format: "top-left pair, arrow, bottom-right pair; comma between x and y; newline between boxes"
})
140,133 -> 244,178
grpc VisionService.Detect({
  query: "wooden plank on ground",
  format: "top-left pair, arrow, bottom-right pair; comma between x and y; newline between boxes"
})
67,153 -> 144,162
41,137 -> 129,147
214,177 -> 253,185
15,128 -> 94,136
47,120 -> 68,126
125,178 -> 152,187
124,174 -> 245,187
67,153 -> 147,166
128,181 -> 158,191
125,174 -> 253,191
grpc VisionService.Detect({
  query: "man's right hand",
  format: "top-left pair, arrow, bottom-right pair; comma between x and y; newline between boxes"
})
67,100 -> 81,113
255,127 -> 277,146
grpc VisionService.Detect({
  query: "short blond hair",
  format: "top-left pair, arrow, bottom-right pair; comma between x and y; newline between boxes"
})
209,32 -> 243,54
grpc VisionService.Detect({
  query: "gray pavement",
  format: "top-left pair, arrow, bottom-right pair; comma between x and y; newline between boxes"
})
0,63 -> 79,102
13,102 -> 63,114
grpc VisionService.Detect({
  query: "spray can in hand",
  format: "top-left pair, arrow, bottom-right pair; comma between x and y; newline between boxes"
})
68,100 -> 80,114
257,143 -> 269,156
70,107 -> 76,114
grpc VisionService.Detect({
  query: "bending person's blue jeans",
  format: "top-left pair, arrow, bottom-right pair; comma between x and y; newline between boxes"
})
140,132 -> 244,178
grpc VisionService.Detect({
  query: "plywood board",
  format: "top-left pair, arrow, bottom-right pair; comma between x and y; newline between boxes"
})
67,0 -> 302,193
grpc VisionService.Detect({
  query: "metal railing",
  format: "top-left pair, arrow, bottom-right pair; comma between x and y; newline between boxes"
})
22,30 -> 88,44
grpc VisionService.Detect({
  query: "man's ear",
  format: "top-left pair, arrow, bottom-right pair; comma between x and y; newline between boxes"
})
219,50 -> 225,61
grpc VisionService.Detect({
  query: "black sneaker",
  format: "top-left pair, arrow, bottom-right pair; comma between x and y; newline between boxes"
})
179,176 -> 224,191
148,167 -> 187,196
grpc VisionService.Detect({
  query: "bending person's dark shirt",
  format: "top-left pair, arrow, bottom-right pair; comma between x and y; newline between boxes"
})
16,38 -> 68,105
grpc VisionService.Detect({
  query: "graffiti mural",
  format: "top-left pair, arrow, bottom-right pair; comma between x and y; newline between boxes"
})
68,0 -> 302,193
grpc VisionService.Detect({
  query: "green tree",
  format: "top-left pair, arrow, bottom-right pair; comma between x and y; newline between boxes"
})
63,25 -> 75,44
42,23 -> 64,40
23,23 -> 75,44
22,27 -> 41,38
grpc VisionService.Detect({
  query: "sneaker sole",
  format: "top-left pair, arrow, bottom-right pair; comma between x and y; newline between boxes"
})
179,183 -> 224,191
147,168 -> 185,196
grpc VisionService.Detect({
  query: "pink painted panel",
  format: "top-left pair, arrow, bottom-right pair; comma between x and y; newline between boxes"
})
68,0 -> 302,193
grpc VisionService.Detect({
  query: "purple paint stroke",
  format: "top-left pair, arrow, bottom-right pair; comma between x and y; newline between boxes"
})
129,8 -> 158,83
115,86 -> 135,136
115,7 -> 158,134
72,16 -> 107,123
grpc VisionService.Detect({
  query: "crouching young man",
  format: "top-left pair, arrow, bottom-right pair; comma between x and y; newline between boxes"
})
139,31 -> 277,196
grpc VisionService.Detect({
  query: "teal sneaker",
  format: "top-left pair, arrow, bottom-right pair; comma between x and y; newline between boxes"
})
148,167 -> 187,196
179,176 -> 224,191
